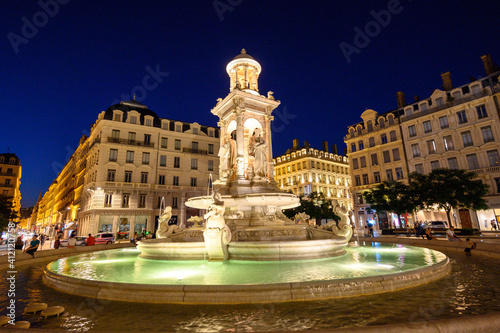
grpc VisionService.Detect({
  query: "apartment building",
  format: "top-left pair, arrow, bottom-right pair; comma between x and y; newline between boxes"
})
345,54 -> 500,230
0,153 -> 22,221
344,108 -> 408,229
36,99 -> 220,239
274,139 -> 352,210
401,56 -> 500,229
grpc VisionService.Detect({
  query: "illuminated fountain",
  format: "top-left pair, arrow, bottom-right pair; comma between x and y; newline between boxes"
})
43,50 -> 450,304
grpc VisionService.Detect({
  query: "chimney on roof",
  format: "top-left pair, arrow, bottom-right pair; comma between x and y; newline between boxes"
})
481,54 -> 498,75
293,139 -> 299,150
413,95 -> 420,102
322,141 -> 329,153
331,144 -> 338,155
396,91 -> 406,108
304,140 -> 310,148
441,71 -> 453,91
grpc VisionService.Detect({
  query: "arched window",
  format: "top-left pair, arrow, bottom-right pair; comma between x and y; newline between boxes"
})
367,120 -> 373,132
9,158 -> 16,165
379,118 -> 385,128
356,125 -> 363,136
388,115 -> 394,125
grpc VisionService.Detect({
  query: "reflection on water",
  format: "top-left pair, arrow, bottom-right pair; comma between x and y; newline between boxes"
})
1,244 -> 499,332
45,244 -> 446,285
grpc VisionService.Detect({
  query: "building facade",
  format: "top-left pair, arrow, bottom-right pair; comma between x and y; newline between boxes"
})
36,99 -> 220,239
344,109 -> 408,229
345,54 -> 500,230
0,153 -> 22,221
273,139 -> 352,211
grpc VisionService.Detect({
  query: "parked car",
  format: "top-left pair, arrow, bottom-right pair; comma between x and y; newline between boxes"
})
425,221 -> 448,233
60,236 -> 87,247
426,221 -> 448,229
94,233 -> 115,244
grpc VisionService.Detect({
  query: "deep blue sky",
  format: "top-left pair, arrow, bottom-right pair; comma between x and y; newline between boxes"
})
2,0 -> 500,207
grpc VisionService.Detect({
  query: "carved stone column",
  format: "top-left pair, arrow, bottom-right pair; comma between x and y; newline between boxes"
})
264,114 -> 274,179
180,192 -> 186,228
244,65 -> 248,88
235,105 -> 246,180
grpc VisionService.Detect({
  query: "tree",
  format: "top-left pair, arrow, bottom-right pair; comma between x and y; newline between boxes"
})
417,168 -> 489,227
363,180 -> 420,227
283,192 -> 339,225
0,195 -> 19,231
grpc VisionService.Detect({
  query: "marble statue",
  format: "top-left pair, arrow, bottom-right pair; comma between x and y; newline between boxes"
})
306,202 -> 353,240
294,212 -> 311,225
331,205 -> 354,240
219,133 -> 236,179
156,207 -> 182,239
248,128 -> 267,177
203,199 -> 231,261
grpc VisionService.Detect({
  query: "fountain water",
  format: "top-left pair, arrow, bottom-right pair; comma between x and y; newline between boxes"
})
43,49 -> 451,304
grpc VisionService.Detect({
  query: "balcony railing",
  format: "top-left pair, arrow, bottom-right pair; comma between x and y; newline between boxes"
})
473,166 -> 500,174
107,137 -> 154,148
183,148 -> 207,155
0,172 -> 17,177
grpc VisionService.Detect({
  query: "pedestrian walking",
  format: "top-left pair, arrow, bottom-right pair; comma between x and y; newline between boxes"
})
491,220 -> 498,231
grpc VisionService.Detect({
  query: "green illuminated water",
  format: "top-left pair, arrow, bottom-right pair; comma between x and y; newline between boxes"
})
46,243 -> 446,285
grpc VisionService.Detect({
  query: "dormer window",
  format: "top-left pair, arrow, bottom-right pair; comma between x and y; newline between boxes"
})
144,116 -> 153,127
9,158 -> 16,165
176,124 -> 182,132
130,116 -> 137,124
388,115 -> 394,126
367,120 -> 373,132
193,128 -> 198,135
162,121 -> 169,130
379,118 -> 385,128
113,111 -> 123,122
436,97 -> 444,107
208,130 -> 214,137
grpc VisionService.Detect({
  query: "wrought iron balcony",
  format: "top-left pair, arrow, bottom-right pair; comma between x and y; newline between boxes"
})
107,137 -> 154,148
183,148 -> 207,155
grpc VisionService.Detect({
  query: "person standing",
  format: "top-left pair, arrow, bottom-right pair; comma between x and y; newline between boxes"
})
86,234 -> 95,246
15,236 -> 24,254
491,220 -> 498,231
23,235 -> 40,258
54,235 -> 61,249
40,234 -> 45,249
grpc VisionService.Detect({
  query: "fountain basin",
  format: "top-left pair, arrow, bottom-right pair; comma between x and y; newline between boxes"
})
185,193 -> 299,210
138,237 -> 347,261
43,244 -> 450,304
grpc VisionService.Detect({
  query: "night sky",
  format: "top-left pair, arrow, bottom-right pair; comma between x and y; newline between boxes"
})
2,0 -> 500,207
